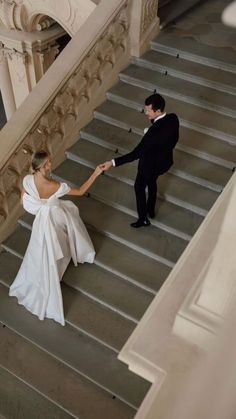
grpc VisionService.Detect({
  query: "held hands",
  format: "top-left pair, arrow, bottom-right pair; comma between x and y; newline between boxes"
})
101,161 -> 113,171
94,161 -> 112,176
94,164 -> 105,176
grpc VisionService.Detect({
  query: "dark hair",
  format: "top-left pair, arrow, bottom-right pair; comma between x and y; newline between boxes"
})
145,94 -> 165,112
31,150 -> 50,174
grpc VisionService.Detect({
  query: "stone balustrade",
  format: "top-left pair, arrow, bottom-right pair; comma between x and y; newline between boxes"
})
0,1 -> 235,417
0,0 -> 159,241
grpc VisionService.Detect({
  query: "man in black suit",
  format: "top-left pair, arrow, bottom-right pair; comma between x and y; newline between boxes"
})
102,93 -> 179,228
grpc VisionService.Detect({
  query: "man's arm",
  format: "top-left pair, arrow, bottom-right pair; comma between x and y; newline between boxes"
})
102,138 -> 146,170
113,131 -> 153,167
102,123 -> 164,170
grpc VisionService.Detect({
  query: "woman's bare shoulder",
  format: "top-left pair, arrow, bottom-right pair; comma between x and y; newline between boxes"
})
49,179 -> 60,187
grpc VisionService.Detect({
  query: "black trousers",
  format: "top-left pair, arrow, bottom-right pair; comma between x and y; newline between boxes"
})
134,171 -> 159,221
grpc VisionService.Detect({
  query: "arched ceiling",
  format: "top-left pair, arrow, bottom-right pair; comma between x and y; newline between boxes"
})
0,0 -> 97,35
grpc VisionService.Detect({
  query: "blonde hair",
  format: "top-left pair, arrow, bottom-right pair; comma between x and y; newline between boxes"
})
31,150 -> 50,174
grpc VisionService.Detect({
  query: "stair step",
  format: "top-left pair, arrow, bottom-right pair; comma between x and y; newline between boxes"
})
107,81 -> 236,144
16,174 -> 187,266
91,231 -> 170,292
63,263 -> 153,322
120,64 -> 236,118
75,127 -> 220,215
158,0 -> 201,29
94,101 -> 236,169
1,247 -> 152,325
0,364 -> 73,419
0,250 -> 135,351
66,140 -> 203,238
151,31 -> 236,73
0,320 -> 135,419
15,216 -> 171,294
3,2 -> 236,416
53,166 -> 188,266
80,119 -> 231,191
132,49 -> 236,95
0,283 -> 150,408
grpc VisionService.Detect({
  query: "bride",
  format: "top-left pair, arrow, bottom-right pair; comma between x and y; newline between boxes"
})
9,150 -> 104,326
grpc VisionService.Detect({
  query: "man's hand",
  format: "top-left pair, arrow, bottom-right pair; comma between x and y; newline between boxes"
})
101,161 -> 113,171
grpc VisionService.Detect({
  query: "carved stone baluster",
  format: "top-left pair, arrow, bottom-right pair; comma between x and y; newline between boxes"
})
129,0 -> 160,56
5,47 -> 30,107
0,177 -> 7,220
0,0 -> 131,241
52,95 -> 66,139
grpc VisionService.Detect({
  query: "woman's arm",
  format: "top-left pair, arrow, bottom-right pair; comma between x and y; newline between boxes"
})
21,188 -> 26,203
67,165 -> 104,196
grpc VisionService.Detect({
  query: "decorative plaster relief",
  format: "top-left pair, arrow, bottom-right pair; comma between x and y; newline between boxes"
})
0,0 -> 96,35
141,0 -> 158,35
0,1 -> 129,235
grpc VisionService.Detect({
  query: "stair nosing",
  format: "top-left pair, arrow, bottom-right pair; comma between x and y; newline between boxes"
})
13,220 -> 160,295
1,243 -> 138,348
61,154 -> 192,241
94,258 -> 157,295
77,130 -> 220,214
67,287 -> 139,325
1,244 -> 23,260
131,56 -> 236,96
85,222 -> 175,269
95,104 -> 236,149
0,361 -> 77,419
151,41 -> 236,74
78,134 -> 224,193
119,72 -> 236,119
81,126 -> 235,170
106,91 -> 236,145
0,319 -> 138,411
65,149 -> 209,217
2,268 -> 124,354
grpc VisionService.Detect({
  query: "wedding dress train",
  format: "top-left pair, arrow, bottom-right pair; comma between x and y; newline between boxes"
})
9,174 -> 95,326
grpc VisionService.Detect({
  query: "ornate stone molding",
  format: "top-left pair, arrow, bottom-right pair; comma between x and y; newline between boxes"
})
0,0 -> 96,34
0,0 -> 129,241
0,0 -> 27,31
35,15 -> 55,31
141,0 -> 158,35
3,45 -> 28,63
129,0 -> 159,56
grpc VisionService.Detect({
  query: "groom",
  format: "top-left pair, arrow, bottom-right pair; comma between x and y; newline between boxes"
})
102,93 -> 179,228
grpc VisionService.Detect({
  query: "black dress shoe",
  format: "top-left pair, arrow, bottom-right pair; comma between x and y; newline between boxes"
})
130,219 -> 151,228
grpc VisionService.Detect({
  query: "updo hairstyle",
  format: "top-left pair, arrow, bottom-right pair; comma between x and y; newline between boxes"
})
31,150 -> 50,174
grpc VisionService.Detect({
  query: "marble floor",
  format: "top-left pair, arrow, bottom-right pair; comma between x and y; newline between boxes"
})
173,0 -> 236,49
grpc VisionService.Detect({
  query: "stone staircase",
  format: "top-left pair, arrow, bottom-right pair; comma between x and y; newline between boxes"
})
0,1 -> 236,417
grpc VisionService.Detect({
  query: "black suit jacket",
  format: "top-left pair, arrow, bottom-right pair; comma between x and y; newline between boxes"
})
114,113 -> 179,178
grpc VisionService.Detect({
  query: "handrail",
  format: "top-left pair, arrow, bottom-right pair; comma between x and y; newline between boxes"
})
0,0 -> 129,239
0,0 -> 128,171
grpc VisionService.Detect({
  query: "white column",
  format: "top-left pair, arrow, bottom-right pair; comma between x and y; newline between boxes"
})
0,47 -> 16,120
6,48 -> 31,108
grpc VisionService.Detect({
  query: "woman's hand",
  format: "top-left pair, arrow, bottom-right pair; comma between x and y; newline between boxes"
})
94,164 -> 105,176
100,161 -> 113,171
68,164 -> 105,196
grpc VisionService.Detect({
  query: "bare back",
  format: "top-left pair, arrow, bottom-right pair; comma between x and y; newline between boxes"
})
33,175 -> 61,199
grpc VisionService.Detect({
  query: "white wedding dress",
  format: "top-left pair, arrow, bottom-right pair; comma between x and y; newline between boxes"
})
9,174 -> 95,326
